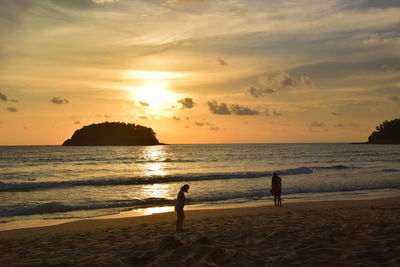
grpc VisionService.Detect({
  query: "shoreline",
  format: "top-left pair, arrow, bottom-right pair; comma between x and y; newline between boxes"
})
1,195 -> 399,236
1,189 -> 400,232
1,196 -> 399,266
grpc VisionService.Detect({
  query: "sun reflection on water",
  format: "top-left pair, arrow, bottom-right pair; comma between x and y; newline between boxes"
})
142,146 -> 168,176
140,183 -> 174,199
134,206 -> 174,215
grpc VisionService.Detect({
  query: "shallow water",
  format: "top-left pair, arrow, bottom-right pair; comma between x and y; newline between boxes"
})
1,143 -> 399,224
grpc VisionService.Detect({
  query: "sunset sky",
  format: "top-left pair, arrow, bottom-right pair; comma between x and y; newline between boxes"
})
0,0 -> 399,145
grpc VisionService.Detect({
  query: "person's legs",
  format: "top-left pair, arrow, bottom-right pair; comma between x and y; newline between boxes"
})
176,209 -> 185,231
274,195 -> 277,206
278,195 -> 282,206
176,210 -> 182,231
180,211 -> 185,231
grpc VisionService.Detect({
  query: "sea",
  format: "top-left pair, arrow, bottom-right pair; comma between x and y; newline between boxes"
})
1,143 -> 399,228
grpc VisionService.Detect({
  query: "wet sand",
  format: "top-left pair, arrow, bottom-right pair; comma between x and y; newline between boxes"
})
1,197 -> 399,266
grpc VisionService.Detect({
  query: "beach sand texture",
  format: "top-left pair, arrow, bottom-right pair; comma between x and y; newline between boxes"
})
1,197 -> 399,266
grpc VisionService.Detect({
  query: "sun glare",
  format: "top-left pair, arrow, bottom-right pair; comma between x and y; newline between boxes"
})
132,82 -> 177,107
123,70 -> 181,107
124,70 -> 183,80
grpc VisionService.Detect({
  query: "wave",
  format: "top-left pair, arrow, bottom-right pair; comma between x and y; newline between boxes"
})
0,167 -> 313,192
381,169 -> 400,173
311,165 -> 361,170
134,158 -> 197,163
2,184 -> 399,218
195,184 -> 400,203
15,157 -> 198,164
0,198 -> 175,217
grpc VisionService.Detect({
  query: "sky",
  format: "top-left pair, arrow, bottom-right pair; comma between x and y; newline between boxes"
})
0,0 -> 399,145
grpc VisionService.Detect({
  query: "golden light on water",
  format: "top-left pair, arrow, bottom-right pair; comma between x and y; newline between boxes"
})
141,183 -> 173,199
142,146 -> 168,176
145,162 -> 166,176
135,206 -> 174,215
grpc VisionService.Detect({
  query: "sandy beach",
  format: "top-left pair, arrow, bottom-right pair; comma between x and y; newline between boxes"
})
1,197 -> 399,266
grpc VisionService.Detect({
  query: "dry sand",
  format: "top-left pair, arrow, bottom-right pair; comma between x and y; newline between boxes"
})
0,197 -> 399,266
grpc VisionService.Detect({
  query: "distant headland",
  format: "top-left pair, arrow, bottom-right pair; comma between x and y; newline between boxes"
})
62,122 -> 162,146
364,118 -> 400,144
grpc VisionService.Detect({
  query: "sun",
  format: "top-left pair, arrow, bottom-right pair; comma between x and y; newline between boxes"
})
123,70 -> 181,107
134,81 -> 176,107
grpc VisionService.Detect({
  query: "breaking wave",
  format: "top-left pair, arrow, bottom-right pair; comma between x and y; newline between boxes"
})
0,167 -> 313,192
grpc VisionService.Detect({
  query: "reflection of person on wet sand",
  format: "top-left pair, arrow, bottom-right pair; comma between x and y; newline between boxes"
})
175,184 -> 190,232
271,172 -> 282,206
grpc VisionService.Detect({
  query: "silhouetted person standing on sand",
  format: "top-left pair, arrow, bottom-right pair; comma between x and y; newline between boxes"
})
175,184 -> 190,232
271,173 -> 282,206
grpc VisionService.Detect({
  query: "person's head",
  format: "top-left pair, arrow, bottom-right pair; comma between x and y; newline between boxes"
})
273,172 -> 278,177
181,184 -> 189,193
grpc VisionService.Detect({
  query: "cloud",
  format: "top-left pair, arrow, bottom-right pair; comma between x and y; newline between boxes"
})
207,101 -> 231,115
47,0 -> 118,9
208,101 -> 260,116
274,72 -> 294,87
254,72 -> 313,95
74,120 -> 81,125
7,107 -> 17,112
388,95 -> 400,102
0,92 -> 19,102
264,108 -> 282,116
335,123 -> 360,127
247,87 -> 274,98
0,92 -> 7,101
172,116 -> 180,120
272,110 -> 282,116
139,101 -> 149,107
217,57 -> 228,65
194,121 -> 213,126
0,0 -> 31,30
331,112 -> 341,116
310,122 -> 326,127
163,0 -> 207,6
341,0 -> 400,10
230,104 -> 260,115
50,97 -> 69,104
193,121 -> 219,131
96,114 -> 112,118
92,0 -> 119,3
289,58 -> 400,85
298,76 -> 313,86
178,97 -> 195,109
138,116 -> 149,120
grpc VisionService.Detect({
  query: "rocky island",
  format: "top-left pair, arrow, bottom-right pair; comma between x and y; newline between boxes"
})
366,118 -> 400,144
62,122 -> 162,146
